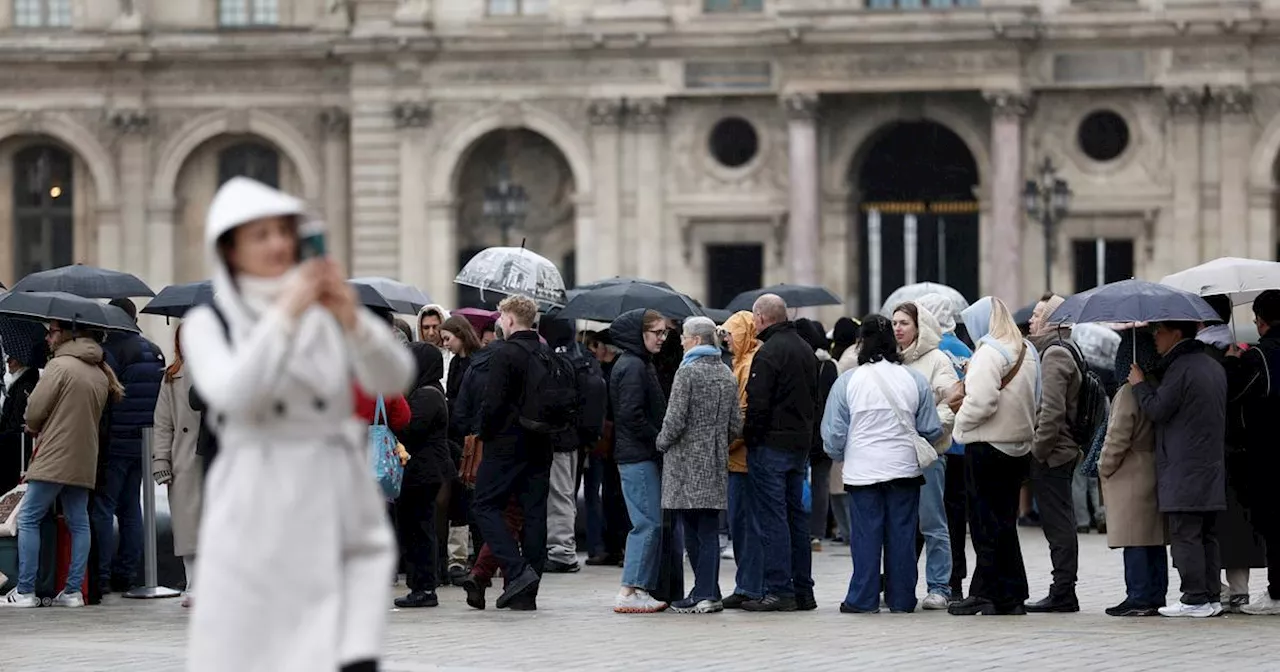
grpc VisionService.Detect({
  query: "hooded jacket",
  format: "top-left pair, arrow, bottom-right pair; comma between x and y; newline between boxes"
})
399,343 -> 453,488
953,297 -> 1042,456
1028,327 -> 1083,467
25,338 -> 113,490
102,330 -> 165,458
898,302 -> 959,451
418,304 -> 454,389
608,309 -> 667,465
744,320 -> 818,452
723,311 -> 759,473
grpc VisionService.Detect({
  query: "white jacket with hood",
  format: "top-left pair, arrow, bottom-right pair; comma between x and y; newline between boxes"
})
898,302 -> 959,451
180,177 -> 414,672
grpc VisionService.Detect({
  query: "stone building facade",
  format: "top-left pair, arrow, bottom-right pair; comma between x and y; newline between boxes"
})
3,0 -> 1280,327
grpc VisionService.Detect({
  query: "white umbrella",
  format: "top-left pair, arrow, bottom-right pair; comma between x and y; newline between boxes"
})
1160,257 -> 1280,305
454,246 -> 567,307
880,282 -> 968,317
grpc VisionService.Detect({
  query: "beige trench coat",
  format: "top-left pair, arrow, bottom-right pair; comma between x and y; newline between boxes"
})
1098,384 -> 1166,549
154,371 -> 204,557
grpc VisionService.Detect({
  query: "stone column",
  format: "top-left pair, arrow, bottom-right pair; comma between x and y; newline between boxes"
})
589,99 -> 624,282
393,102 -> 434,292
785,93 -> 821,290
631,98 -> 667,282
1216,86 -> 1253,258
110,109 -> 152,284
1167,87 -> 1204,268
984,92 -> 1030,304
320,107 -> 352,271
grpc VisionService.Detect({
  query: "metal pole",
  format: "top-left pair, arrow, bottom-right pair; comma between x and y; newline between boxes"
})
124,427 -> 180,599
1043,209 -> 1053,294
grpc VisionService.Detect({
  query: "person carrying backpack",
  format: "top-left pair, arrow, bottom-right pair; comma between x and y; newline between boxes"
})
474,295 -> 558,611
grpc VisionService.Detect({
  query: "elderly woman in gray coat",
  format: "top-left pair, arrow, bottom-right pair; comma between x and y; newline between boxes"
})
656,316 -> 742,614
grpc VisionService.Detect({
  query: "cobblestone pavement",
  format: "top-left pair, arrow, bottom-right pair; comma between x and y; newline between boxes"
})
1,529 -> 1275,671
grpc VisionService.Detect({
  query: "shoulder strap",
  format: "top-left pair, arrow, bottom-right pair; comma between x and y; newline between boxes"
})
374,394 -> 388,426
999,343 -> 1027,390
866,366 -> 918,437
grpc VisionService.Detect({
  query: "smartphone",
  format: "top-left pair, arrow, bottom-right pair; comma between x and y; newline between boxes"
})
299,219 -> 327,260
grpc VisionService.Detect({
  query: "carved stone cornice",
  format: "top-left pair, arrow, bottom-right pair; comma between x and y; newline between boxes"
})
1213,85 -> 1252,115
108,108 -> 151,135
984,91 -> 1033,119
588,99 -> 623,127
627,98 -> 666,129
1165,86 -> 1205,118
782,93 -> 819,121
392,101 -> 431,129
319,106 -> 349,134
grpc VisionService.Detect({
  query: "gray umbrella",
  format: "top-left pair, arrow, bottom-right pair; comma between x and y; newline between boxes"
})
0,291 -> 140,333
1049,279 -> 1219,325
349,277 -> 431,315
12,264 -> 154,299
556,283 -> 704,322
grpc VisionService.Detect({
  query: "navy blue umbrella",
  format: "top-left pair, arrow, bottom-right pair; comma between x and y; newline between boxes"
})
140,281 -> 215,319
0,318 -> 47,368
1049,279 -> 1219,325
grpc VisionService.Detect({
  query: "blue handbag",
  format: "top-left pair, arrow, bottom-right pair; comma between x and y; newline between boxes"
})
369,395 -> 403,500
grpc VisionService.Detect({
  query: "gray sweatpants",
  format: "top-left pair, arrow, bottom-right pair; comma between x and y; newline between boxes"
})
546,451 -> 580,565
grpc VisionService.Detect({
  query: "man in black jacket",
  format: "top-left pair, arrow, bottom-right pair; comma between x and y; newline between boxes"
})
474,295 -> 552,611
741,294 -> 818,612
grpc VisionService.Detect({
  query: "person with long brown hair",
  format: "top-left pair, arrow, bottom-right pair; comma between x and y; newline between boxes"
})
441,316 -> 482,406
152,323 -> 205,608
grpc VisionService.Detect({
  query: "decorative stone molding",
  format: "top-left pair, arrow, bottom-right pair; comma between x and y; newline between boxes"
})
108,109 -> 151,135
984,91 -> 1033,119
588,99 -> 624,127
320,107 -> 350,134
628,98 -> 666,129
1165,87 -> 1205,118
1213,86 -> 1252,115
392,102 -> 431,129
783,93 -> 819,121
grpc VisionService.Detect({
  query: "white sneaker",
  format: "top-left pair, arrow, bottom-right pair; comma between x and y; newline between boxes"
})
51,590 -> 84,608
720,546 -> 734,560
1242,596 -> 1280,615
614,589 -> 668,614
922,592 -> 950,610
1159,602 -> 1216,618
2,589 -> 39,608
1209,602 -> 1224,617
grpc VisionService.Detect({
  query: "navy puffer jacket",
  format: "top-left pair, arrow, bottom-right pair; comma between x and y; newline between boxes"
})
102,332 -> 165,459
608,309 -> 667,465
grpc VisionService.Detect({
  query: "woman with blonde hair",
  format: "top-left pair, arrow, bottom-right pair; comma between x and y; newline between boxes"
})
948,296 -> 1042,617
152,323 -> 204,608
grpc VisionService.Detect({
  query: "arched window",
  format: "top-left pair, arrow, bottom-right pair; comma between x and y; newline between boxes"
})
12,145 -> 74,276
218,142 -> 279,188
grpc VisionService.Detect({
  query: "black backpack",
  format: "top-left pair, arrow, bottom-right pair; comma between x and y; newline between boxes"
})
562,344 -> 606,448
517,341 -> 581,448
1051,340 -> 1109,447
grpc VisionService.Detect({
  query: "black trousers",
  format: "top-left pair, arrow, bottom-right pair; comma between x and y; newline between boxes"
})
965,442 -> 1029,609
1029,458 -> 1079,595
396,482 -> 442,593
1168,512 -> 1222,605
472,449 -> 553,583
944,453 -> 969,593
809,454 -> 833,540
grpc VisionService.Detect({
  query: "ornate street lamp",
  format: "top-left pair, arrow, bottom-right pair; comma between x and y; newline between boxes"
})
482,162 -> 529,247
1024,157 -> 1072,293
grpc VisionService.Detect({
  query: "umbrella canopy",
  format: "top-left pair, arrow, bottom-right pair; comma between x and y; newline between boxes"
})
703,308 -> 734,324
576,277 -> 674,292
12,264 -> 154,299
879,282 -> 968,318
725,283 -> 842,312
349,277 -> 431,315
454,247 -> 567,307
556,283 -> 704,322
1013,302 -> 1037,326
0,291 -> 140,333
1049,279 -> 1219,326
1071,323 -> 1123,371
452,307 -> 498,334
0,317 -> 48,368
139,281 -> 214,319
1160,257 -> 1280,305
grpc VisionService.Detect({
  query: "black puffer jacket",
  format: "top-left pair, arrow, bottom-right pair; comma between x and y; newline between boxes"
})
744,321 -> 818,452
398,343 -> 453,488
609,310 -> 667,465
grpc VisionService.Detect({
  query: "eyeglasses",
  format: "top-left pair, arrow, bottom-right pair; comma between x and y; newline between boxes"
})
645,328 -> 668,339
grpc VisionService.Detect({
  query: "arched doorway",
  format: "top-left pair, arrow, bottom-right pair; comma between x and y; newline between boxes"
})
0,136 -> 100,283
172,135 -> 299,282
850,121 -> 980,313
453,128 -> 576,308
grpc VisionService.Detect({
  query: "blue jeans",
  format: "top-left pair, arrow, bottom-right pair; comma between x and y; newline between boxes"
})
678,509 -> 722,602
747,446 -> 813,598
619,460 -> 662,591
17,481 -> 91,595
92,453 -> 143,584
919,457 -> 952,596
583,454 -> 606,556
728,471 -> 763,599
1123,546 -> 1169,608
846,481 -> 920,613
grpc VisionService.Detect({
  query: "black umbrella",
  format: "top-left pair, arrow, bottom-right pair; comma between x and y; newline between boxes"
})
349,277 -> 431,315
703,308 -> 734,324
1049,279 -> 1219,325
0,291 -> 140,333
555,283 -> 704,322
140,281 -> 215,319
1013,302 -> 1036,326
576,277 -> 674,292
725,283 -> 841,312
12,264 -> 154,299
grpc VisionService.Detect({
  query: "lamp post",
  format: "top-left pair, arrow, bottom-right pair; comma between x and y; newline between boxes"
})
482,162 -> 529,247
1023,157 -> 1072,294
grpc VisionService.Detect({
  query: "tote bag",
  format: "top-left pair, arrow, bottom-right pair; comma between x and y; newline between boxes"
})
369,395 -> 404,499
867,367 -> 939,469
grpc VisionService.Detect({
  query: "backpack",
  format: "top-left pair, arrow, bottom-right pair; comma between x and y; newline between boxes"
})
517,341 -> 581,449
1051,340 -> 1110,448
563,344 -> 606,448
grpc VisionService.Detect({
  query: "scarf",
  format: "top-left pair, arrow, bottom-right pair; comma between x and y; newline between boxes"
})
681,344 -> 721,368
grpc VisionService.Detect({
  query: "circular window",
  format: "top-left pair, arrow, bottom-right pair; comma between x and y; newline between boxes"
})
1077,110 -> 1130,162
708,117 -> 760,168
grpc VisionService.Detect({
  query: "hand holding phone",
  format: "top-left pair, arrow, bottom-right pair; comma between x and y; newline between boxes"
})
299,219 -> 327,260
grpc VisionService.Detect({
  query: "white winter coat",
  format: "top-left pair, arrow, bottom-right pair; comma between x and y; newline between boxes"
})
898,303 -> 959,452
181,177 -> 414,672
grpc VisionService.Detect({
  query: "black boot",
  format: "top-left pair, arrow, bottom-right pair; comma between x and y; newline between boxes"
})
393,591 -> 439,608
461,574 -> 489,611
1025,591 -> 1080,613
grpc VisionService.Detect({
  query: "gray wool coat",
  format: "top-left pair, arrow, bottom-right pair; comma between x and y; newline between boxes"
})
656,354 -> 742,510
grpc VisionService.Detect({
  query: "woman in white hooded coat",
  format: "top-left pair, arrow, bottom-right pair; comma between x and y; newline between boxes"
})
181,177 -> 414,672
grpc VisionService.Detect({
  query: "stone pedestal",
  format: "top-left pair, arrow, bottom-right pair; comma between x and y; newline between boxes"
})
1167,88 -> 1204,269
984,92 -> 1029,304
785,93 -> 821,293
589,100 -> 624,283
631,98 -> 667,282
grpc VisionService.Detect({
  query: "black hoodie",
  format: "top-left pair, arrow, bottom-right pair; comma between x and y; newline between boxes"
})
744,320 -> 818,452
608,309 -> 667,464
398,343 -> 453,488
